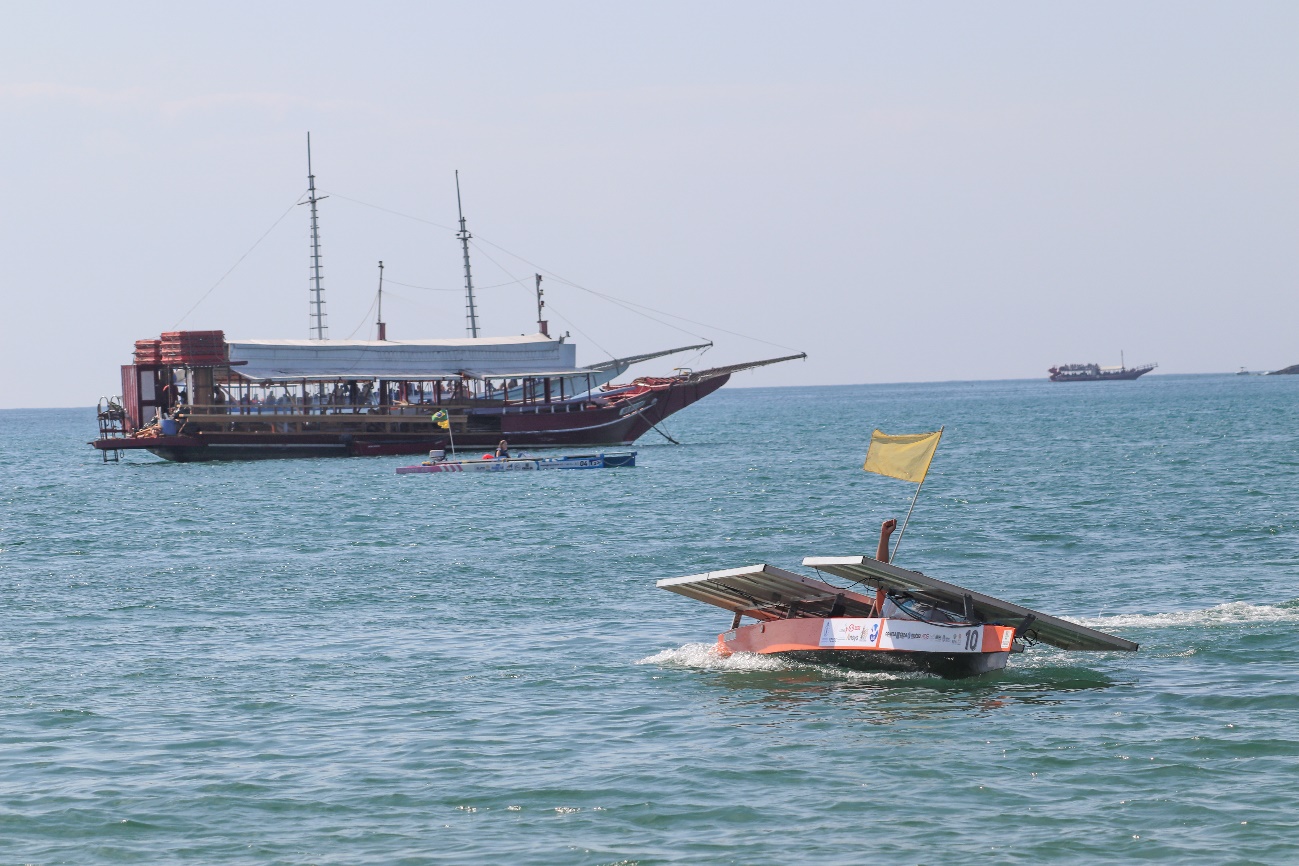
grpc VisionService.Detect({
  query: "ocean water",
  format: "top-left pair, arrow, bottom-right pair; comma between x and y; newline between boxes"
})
2,374 -> 1298,864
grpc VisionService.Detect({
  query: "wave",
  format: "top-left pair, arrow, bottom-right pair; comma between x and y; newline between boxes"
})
637,642 -> 791,671
1075,599 -> 1299,631
636,642 -> 908,682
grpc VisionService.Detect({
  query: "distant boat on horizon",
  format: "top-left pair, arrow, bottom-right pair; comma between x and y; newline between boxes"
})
1048,358 -> 1156,382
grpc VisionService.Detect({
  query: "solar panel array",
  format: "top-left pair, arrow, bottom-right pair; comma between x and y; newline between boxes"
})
656,564 -> 878,621
803,556 -> 1138,652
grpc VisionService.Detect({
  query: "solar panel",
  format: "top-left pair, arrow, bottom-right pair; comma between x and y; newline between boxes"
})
802,556 -> 1137,652
656,564 -> 878,621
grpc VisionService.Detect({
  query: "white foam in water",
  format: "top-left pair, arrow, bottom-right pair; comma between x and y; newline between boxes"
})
637,642 -> 909,682
638,642 -> 792,671
1075,600 -> 1299,631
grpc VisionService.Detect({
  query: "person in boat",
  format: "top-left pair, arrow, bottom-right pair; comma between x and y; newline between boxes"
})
876,518 -> 897,563
496,439 -> 510,459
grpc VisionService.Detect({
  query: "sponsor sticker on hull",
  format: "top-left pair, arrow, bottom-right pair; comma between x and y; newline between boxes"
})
819,619 -> 987,653
434,461 -> 540,472
818,619 -> 882,648
878,622 -> 983,653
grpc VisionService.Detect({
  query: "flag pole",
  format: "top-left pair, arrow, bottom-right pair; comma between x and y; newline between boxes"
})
889,425 -> 942,563
890,477 -> 925,563
433,409 -> 456,455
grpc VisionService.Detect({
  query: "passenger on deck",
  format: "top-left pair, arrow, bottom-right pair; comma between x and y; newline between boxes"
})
496,439 -> 510,459
876,518 -> 897,563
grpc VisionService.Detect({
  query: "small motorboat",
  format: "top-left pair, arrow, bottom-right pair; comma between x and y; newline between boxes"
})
396,450 -> 636,474
657,555 -> 1137,678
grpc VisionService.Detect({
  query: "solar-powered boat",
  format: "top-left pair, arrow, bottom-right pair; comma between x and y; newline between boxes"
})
657,555 -> 1137,678
396,450 -> 636,474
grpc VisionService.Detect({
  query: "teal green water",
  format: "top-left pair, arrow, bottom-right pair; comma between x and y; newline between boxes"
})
3,374 -> 1298,864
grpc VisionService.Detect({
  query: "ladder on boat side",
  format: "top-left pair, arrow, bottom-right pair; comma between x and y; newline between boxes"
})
96,396 -> 127,462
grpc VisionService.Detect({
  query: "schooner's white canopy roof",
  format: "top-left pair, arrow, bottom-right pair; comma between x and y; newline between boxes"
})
228,333 -> 579,381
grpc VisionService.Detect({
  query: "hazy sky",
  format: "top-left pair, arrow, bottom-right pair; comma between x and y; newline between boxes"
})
2,2 -> 1296,408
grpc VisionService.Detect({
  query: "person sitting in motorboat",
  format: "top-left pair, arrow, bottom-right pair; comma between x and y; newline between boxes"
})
496,439 -> 510,459
872,518 -> 965,624
876,518 -> 897,563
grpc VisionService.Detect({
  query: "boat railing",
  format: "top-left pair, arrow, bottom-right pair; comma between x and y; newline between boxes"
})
187,400 -> 607,418
183,401 -> 487,417
499,401 -> 601,416
185,402 -> 370,416
175,388 -> 621,425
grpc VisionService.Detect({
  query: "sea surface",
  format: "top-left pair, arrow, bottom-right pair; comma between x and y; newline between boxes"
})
2,374 -> 1298,865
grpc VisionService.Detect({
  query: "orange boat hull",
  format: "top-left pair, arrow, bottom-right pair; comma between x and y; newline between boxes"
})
717,617 -> 1016,677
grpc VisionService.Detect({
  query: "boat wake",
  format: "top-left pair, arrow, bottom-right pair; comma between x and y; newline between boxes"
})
1075,599 -> 1299,631
638,643 -> 792,672
637,643 -> 911,682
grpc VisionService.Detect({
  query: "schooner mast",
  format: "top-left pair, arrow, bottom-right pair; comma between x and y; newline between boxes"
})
455,170 -> 479,338
304,132 -> 328,340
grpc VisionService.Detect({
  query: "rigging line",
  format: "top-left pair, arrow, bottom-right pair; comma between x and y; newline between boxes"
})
676,344 -> 714,372
550,273 -> 797,351
532,270 -> 709,341
650,420 -> 680,445
320,191 -> 791,351
466,240 -> 535,299
385,276 -> 528,292
383,278 -> 458,292
540,303 -> 616,362
550,275 -> 710,342
373,289 -> 467,324
344,293 -> 380,340
470,233 -> 800,352
320,190 -> 457,232
465,238 -> 638,362
315,189 -> 789,351
465,240 -> 615,362
375,287 -> 438,312
171,194 -> 304,328
475,276 -> 533,290
477,235 -> 708,342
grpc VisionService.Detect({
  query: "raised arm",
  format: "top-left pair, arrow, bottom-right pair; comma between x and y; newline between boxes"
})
875,519 -> 897,563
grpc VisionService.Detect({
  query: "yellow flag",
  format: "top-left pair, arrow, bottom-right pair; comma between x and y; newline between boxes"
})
863,429 -> 943,484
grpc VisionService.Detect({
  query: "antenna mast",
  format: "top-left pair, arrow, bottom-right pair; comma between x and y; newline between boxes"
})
376,260 -> 386,341
455,171 -> 479,338
535,274 -> 548,336
305,132 -> 328,340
